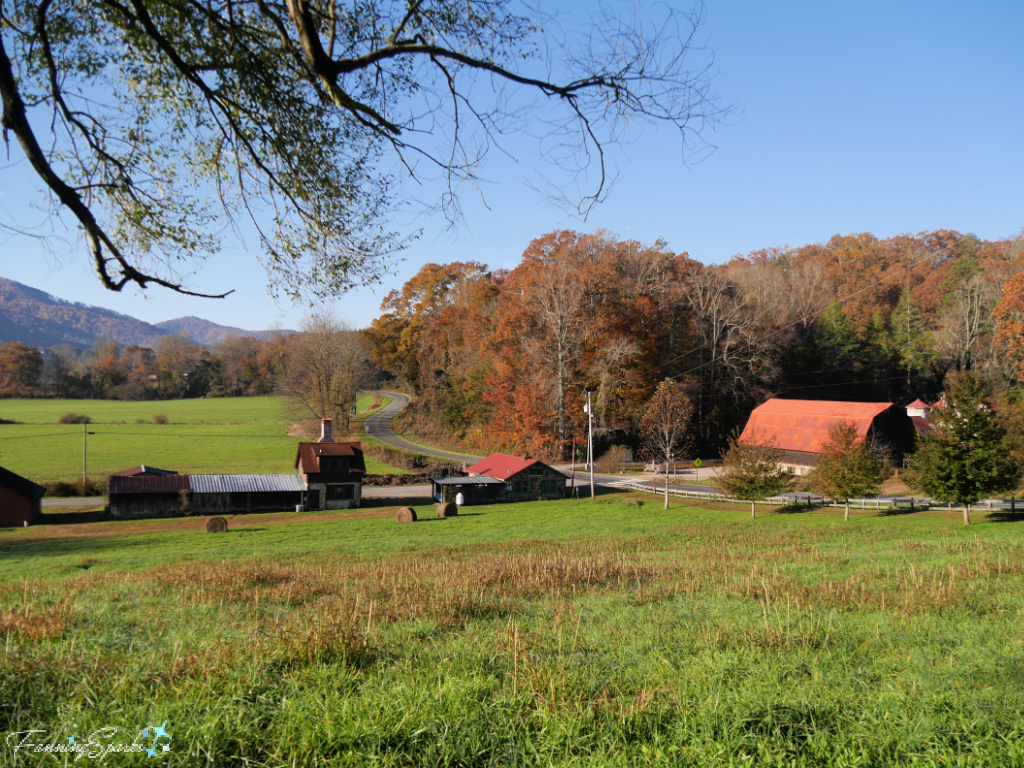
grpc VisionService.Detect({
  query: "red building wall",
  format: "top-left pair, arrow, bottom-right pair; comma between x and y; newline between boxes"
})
0,486 -> 39,528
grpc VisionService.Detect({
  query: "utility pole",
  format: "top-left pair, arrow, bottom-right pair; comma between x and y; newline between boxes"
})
83,424 -> 95,482
586,391 -> 594,502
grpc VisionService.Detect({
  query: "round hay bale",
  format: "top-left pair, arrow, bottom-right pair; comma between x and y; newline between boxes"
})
436,501 -> 458,518
396,506 -> 417,523
205,516 -> 228,533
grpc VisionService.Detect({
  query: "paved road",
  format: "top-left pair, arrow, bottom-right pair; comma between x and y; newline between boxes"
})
364,390 -> 718,494
43,497 -> 102,507
364,391 -> 481,463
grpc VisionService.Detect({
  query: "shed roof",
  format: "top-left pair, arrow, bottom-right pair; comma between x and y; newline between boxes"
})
739,399 -> 894,455
0,465 -> 46,501
911,416 -> 935,436
191,474 -> 305,493
294,441 -> 366,474
906,399 -> 932,410
109,474 -> 191,495
467,453 -> 537,480
111,465 -> 179,477
431,476 -> 505,486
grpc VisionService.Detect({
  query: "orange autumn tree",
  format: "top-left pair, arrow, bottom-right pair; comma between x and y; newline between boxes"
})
995,271 -> 1024,381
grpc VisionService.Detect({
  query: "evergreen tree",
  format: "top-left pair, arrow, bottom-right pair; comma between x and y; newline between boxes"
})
890,287 -> 936,386
809,421 -> 889,521
905,373 -> 1021,525
815,302 -> 860,371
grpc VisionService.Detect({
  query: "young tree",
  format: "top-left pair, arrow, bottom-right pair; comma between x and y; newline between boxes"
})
0,0 -> 723,299
809,421 -> 888,521
905,373 -> 1021,525
718,431 -> 793,519
639,379 -> 694,509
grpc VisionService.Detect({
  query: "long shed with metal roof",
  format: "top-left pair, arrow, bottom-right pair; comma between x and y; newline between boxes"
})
109,473 -> 304,518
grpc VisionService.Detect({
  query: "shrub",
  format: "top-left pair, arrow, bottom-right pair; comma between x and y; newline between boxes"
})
153,414 -> 169,425
596,445 -> 631,473
58,413 -> 91,424
41,478 -> 107,498
134,418 -> 146,424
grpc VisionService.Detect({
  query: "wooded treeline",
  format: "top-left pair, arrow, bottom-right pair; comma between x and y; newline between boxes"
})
0,334 -> 286,400
367,228 -> 1024,459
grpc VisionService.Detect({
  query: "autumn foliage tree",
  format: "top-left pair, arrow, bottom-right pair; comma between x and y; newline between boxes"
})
0,342 -> 44,397
639,379 -> 694,509
994,271 -> 1024,382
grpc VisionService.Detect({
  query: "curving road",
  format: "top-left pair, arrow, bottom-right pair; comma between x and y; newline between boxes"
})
363,391 -> 481,464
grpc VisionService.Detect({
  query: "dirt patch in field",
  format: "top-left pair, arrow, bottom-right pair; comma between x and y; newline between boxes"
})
0,507 -> 398,547
287,420 -> 319,439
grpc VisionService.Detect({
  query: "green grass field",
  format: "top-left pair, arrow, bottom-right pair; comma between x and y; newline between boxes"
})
2,498 -> 1022,766
0,397 -> 403,479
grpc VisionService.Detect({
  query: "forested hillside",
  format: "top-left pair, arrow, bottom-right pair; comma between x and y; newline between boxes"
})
367,228 -> 1024,458
0,277 -> 290,348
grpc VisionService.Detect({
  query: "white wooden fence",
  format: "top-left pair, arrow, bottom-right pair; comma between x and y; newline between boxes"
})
618,480 -> 1020,513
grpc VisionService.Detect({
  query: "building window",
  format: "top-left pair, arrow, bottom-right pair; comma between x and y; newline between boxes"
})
321,456 -> 349,471
326,484 -> 354,501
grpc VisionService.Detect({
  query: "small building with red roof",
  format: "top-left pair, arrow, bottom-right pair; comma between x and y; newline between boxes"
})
905,399 -> 935,438
739,399 -> 915,473
465,453 -> 567,502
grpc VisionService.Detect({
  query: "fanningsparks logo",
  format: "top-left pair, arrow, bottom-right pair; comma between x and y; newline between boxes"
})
6,721 -> 172,760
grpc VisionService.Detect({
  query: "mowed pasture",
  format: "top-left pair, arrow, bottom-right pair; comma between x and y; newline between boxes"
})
2,497 -> 1023,766
0,397 -> 403,480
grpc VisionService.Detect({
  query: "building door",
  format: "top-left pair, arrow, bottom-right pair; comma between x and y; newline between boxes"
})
307,489 -> 320,510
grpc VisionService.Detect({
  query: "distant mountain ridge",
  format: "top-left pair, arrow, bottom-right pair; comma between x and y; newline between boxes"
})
0,277 -> 293,349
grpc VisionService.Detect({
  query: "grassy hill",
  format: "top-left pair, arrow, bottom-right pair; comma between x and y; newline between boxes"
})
0,497 -> 1021,765
0,397 -> 401,479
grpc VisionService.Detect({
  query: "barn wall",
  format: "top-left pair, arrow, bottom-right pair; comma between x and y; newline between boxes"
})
109,494 -> 183,519
504,466 -> 566,502
193,492 -> 303,514
0,486 -> 36,527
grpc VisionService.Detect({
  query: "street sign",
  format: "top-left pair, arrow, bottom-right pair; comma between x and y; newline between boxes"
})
694,459 -> 703,468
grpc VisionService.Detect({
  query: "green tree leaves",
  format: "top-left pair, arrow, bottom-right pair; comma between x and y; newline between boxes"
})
906,373 -> 1021,524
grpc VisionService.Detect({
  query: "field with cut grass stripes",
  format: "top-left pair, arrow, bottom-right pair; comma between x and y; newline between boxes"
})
2,497 -> 1022,766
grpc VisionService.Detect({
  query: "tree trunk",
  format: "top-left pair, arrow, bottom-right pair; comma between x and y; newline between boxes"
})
751,500 -> 755,519
844,499 -> 850,522
963,503 -> 971,526
664,462 -> 669,510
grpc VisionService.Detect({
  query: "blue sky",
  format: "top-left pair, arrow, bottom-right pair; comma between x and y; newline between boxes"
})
1,0 -> 1022,332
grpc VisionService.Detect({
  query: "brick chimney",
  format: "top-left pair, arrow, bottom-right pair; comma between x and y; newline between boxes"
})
318,418 -> 333,443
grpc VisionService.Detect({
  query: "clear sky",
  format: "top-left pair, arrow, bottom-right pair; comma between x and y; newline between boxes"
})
1,0 -> 1021,332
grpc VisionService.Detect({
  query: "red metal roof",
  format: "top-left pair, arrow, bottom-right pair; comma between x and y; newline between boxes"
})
109,475 -> 191,494
739,399 -> 894,454
910,416 -> 935,436
906,399 -> 931,410
111,465 -> 179,477
466,453 -> 537,480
